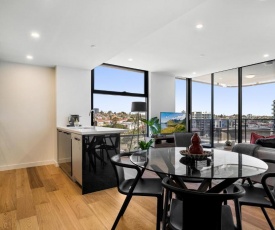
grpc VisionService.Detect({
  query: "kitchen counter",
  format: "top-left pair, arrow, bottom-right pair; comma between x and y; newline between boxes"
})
57,126 -> 127,194
57,126 -> 126,135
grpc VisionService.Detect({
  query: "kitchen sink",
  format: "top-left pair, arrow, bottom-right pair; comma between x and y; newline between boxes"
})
70,126 -> 95,129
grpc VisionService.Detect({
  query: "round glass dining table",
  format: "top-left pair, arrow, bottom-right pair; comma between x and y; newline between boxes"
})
130,147 -> 268,192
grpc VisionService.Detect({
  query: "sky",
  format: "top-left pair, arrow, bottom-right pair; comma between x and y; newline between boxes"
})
93,66 -> 145,113
95,66 -> 274,116
176,80 -> 275,116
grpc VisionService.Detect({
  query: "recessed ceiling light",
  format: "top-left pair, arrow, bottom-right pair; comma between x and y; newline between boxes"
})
31,32 -> 40,38
192,72 -> 196,75
246,74 -> 255,79
263,54 -> 269,58
128,58 -> 133,61
196,24 -> 203,29
199,54 -> 205,57
26,55 -> 33,60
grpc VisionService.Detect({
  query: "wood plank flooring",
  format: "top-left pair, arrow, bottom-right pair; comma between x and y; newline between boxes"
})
0,164 -> 274,230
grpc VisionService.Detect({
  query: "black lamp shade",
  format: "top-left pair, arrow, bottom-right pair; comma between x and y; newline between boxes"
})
131,102 -> 146,112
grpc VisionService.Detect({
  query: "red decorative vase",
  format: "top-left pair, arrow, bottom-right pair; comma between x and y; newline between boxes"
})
189,133 -> 203,154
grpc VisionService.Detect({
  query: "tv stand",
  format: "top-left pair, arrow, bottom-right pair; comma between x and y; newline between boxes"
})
154,135 -> 175,148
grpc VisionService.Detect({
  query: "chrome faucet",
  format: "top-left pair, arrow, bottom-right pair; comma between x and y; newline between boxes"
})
89,108 -> 99,125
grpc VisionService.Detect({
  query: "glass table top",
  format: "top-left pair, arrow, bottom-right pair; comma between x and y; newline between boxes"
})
130,147 -> 268,180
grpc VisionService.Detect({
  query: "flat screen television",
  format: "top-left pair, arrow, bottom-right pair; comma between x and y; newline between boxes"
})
160,112 -> 186,134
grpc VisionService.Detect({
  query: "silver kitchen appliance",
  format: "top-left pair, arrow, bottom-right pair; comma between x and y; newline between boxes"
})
68,114 -> 80,126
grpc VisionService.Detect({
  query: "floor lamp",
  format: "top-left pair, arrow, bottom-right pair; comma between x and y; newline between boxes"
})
130,101 -> 147,151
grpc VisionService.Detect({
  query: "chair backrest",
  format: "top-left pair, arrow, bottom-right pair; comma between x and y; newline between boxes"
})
88,135 -> 105,149
105,133 -> 120,148
110,153 -> 142,194
231,143 -> 259,156
262,172 -> 275,207
162,177 -> 245,230
173,132 -> 193,147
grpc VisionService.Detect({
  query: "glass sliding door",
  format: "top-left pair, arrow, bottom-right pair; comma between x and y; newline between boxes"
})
214,69 -> 238,148
242,62 -> 275,143
192,74 -> 212,146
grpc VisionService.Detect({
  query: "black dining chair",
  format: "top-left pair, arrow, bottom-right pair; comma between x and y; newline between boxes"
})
110,152 -> 164,230
173,132 -> 193,148
161,176 -> 245,230
235,159 -> 275,230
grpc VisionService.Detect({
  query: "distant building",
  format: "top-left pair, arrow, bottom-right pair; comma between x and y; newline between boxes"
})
247,114 -> 253,119
192,111 -> 211,136
192,111 -> 211,119
272,100 -> 275,117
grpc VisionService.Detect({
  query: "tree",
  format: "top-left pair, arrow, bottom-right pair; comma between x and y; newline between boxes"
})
111,116 -> 119,126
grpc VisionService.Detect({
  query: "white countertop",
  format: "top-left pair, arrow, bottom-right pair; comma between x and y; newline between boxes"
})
57,126 -> 127,135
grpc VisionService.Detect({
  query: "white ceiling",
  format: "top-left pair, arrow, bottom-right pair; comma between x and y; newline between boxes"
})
1,0 -> 275,79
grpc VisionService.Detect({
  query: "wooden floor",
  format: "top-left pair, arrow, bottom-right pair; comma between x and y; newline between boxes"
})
0,165 -> 275,230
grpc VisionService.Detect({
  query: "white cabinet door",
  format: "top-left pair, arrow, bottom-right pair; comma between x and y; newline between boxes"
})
71,133 -> 82,185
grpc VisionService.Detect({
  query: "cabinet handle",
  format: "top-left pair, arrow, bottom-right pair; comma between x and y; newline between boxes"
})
64,132 -> 70,135
74,137 -> 80,141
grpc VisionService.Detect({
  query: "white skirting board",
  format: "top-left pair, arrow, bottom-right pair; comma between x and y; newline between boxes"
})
0,160 -> 58,171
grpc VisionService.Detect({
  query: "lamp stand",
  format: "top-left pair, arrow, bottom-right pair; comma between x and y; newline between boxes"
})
137,112 -> 140,144
129,112 -> 141,152
129,101 -> 146,152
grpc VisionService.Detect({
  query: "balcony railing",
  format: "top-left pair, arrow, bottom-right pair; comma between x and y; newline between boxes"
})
99,118 -> 275,152
192,118 -> 275,148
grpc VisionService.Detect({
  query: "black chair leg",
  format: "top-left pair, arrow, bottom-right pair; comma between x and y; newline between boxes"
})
105,148 -> 111,159
234,198 -> 242,230
88,152 -> 96,173
111,194 -> 133,230
261,207 -> 275,230
162,189 -> 170,230
156,196 -> 163,230
100,149 -> 104,167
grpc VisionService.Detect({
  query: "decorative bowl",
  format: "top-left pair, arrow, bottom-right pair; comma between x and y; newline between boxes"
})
179,149 -> 212,160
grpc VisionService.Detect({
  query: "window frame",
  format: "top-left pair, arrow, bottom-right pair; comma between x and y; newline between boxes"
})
91,63 -> 149,127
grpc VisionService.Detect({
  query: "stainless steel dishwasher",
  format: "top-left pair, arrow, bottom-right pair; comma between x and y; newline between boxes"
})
57,130 -> 72,177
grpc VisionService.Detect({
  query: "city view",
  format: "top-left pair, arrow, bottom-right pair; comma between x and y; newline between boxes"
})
94,99 -> 275,151
93,63 -> 275,152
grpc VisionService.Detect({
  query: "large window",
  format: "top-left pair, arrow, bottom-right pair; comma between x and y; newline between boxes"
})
213,69 -> 238,148
94,65 -> 145,93
242,62 -> 275,142
174,78 -> 187,133
175,78 -> 186,113
192,59 -> 275,147
92,64 -> 148,152
192,74 -> 212,146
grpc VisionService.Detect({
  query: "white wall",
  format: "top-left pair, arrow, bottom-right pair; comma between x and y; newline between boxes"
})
0,61 -> 56,170
149,72 -> 175,118
56,66 -> 91,126
0,63 -> 176,171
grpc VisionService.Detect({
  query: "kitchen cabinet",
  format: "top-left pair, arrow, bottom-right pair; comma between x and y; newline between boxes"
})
57,126 -> 126,194
71,133 -> 82,185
